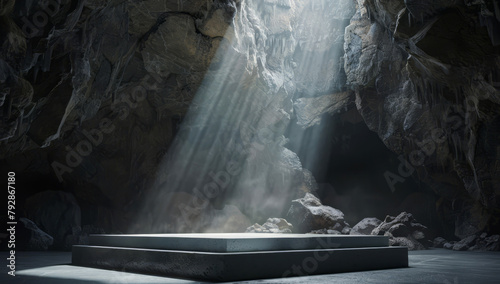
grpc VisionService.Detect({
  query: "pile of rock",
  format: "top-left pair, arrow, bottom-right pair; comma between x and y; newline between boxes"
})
246,193 -> 500,253
246,194 -> 437,251
246,193 -> 351,234
340,212 -> 432,250
370,212 -> 431,250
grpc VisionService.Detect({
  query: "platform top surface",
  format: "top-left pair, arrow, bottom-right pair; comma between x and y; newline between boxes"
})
89,233 -> 386,239
91,233 -> 388,240
87,233 -> 389,252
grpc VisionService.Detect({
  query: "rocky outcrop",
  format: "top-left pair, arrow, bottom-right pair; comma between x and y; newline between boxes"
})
344,0 -> 500,238
372,212 -> 431,250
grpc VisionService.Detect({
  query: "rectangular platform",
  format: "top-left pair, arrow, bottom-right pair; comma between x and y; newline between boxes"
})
72,245 -> 408,282
72,233 -> 408,282
88,233 -> 389,252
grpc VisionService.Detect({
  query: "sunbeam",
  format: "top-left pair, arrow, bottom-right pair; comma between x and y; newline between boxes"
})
130,0 -> 355,234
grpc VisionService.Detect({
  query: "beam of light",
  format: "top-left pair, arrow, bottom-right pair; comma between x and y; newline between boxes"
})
17,266 -> 190,283
131,0 -> 354,233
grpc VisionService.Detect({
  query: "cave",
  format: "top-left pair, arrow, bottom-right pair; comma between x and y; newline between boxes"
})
1,0 -> 500,283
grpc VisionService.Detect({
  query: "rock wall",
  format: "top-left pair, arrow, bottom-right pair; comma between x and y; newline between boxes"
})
343,0 -> 500,237
1,0 -> 242,233
132,0 -> 357,233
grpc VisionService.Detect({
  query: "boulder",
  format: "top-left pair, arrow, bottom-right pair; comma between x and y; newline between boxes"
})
286,193 -> 345,233
350,217 -> 382,235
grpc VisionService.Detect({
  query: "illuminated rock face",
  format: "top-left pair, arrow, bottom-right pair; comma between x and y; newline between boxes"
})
0,0 -> 355,237
0,0 -> 253,235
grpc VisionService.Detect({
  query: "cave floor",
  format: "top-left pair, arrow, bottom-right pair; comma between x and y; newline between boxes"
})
3,249 -> 499,284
